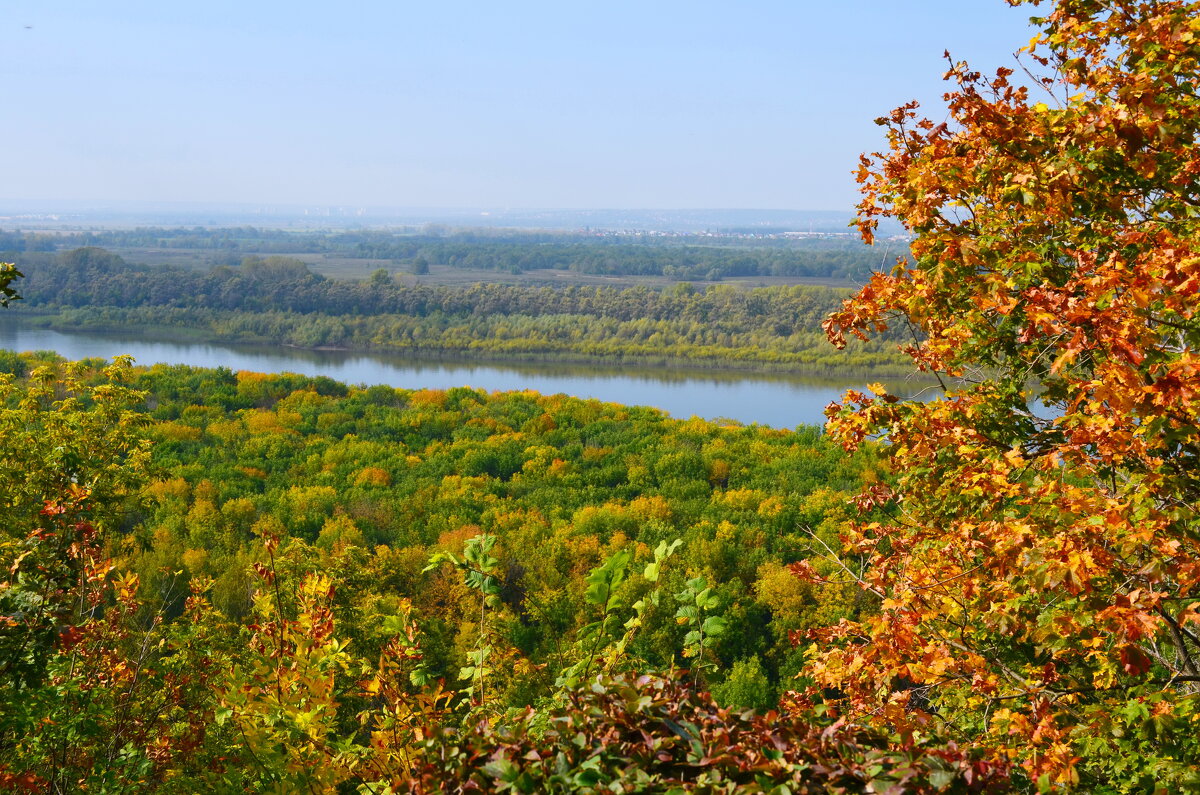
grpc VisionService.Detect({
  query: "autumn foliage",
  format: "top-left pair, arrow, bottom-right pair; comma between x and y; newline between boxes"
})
5,0 -> 1200,791
813,0 -> 1200,789
0,357 -> 1009,791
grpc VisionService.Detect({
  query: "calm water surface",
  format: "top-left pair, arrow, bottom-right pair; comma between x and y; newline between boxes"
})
0,320 -> 930,428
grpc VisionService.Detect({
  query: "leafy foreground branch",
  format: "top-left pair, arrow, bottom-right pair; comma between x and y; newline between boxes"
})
214,538 -> 1006,793
398,673 -> 1004,794
807,0 -> 1200,790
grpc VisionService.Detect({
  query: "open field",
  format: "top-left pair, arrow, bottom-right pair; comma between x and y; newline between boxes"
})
107,246 -> 859,289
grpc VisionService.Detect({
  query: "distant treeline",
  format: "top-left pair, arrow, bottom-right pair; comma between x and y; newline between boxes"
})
12,247 -> 908,371
0,226 -> 897,281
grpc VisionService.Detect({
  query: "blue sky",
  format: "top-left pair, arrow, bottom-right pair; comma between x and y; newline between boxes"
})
3,1 -> 1042,211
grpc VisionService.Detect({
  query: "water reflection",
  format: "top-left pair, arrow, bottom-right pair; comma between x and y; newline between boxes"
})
0,319 -> 931,429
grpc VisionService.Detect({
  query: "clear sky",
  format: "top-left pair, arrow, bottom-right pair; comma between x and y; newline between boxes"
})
2,1 -> 1042,212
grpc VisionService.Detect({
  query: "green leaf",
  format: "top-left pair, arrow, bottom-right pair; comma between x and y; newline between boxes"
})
584,548 -> 632,607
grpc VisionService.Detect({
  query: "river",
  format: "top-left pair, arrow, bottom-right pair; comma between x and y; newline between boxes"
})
0,319 -> 930,428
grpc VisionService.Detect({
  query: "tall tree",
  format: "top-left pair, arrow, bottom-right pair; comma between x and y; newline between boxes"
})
807,0 -> 1200,790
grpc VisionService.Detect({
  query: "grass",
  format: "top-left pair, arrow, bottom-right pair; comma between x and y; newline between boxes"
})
107,246 -> 858,289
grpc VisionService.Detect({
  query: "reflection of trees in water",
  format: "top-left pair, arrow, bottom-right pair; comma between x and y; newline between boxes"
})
0,317 -> 937,424
226,345 -> 935,398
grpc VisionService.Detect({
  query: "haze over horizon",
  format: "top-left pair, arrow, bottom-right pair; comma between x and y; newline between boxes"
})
4,1 -> 1041,212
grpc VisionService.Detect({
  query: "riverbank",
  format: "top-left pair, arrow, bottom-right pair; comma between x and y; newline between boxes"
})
10,304 -> 915,378
0,315 -> 936,428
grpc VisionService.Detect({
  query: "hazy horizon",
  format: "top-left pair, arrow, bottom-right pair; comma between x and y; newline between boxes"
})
0,201 -> 898,234
4,1 -> 1041,211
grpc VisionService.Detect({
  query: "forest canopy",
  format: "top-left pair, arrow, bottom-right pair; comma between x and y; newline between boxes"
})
0,355 -> 1002,792
10,250 -> 908,372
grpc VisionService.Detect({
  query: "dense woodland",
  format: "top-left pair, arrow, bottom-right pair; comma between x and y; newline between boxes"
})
0,354 -> 999,791
125,357 -> 866,690
9,248 -> 907,371
0,227 -> 888,281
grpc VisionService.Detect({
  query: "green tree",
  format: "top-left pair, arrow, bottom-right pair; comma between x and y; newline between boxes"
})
712,656 -> 773,711
0,262 -> 21,306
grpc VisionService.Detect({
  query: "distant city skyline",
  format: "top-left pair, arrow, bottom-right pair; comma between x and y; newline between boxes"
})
3,1 -> 1042,212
